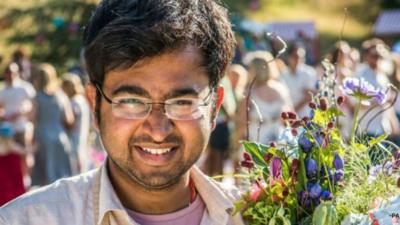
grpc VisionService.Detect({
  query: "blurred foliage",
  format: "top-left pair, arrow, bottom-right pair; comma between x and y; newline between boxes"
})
221,0 -> 399,57
381,0 -> 400,9
0,0 -> 399,71
0,0 -> 96,70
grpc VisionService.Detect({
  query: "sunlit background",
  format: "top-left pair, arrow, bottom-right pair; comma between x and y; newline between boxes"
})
0,0 -> 399,72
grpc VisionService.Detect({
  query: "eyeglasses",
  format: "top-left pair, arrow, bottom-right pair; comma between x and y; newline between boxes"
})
95,84 -> 214,121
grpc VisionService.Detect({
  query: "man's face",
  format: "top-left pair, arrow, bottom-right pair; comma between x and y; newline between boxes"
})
88,47 -> 222,189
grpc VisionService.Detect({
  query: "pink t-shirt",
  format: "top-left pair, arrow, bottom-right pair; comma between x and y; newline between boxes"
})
126,195 -> 205,225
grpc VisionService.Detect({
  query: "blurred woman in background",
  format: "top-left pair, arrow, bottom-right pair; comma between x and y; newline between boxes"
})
236,51 -> 293,145
31,63 -> 74,186
61,74 -> 90,174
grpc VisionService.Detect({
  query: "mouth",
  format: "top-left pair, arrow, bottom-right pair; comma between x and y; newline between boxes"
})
141,147 -> 174,155
134,145 -> 179,166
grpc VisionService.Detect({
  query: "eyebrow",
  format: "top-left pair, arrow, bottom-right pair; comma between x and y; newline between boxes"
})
112,85 -> 201,99
112,85 -> 150,98
166,88 -> 200,99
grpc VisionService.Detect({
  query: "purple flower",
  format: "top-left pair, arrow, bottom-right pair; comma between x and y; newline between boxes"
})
369,162 -> 394,181
373,90 -> 387,105
305,158 -> 318,179
342,77 -> 387,105
320,190 -> 333,201
313,130 -> 325,147
383,161 -> 393,176
297,191 -> 312,208
307,182 -> 322,199
270,157 -> 282,179
334,170 -> 344,182
309,109 -> 315,119
393,151 -> 400,169
298,133 -> 314,153
320,167 -> 333,181
333,153 -> 344,170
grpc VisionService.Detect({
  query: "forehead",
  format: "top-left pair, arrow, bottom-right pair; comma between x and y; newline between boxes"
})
103,46 -> 209,97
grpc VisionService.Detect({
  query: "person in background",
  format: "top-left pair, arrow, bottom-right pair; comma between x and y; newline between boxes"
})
11,48 -> 32,82
355,39 -> 399,137
0,122 -> 26,206
30,63 -> 75,186
236,51 -> 293,145
232,34 -> 246,65
280,44 -> 317,118
0,1 -> 243,225
355,39 -> 399,164
0,63 -> 36,186
227,64 -> 248,102
61,74 -> 91,174
326,41 -> 355,139
201,75 -> 236,178
386,53 -> 400,147
0,63 -> 36,149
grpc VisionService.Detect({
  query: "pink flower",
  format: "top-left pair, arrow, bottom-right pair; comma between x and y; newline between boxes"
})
250,183 -> 262,201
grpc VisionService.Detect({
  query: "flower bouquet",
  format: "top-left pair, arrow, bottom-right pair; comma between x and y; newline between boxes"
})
233,60 -> 400,225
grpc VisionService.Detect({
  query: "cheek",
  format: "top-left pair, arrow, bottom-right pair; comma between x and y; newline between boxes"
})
99,108 -> 137,154
181,118 -> 212,152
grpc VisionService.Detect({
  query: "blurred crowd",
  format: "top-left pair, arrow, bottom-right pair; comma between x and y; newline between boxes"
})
200,36 -> 400,181
0,49 -> 105,206
1,35 -> 400,206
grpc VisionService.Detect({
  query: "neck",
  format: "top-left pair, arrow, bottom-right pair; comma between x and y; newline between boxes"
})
289,65 -> 297,74
6,79 -> 17,87
107,160 -> 191,214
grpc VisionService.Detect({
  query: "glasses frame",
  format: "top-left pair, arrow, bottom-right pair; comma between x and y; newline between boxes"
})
94,84 -> 215,120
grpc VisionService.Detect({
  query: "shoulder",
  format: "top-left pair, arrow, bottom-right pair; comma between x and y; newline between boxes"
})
299,64 -> 317,77
0,169 -> 98,224
269,80 -> 289,92
20,80 -> 36,96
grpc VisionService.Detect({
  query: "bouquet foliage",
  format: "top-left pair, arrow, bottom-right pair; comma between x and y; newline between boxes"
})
234,60 -> 400,225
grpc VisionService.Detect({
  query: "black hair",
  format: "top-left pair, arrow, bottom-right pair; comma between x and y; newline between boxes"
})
83,0 -> 235,121
83,0 -> 234,87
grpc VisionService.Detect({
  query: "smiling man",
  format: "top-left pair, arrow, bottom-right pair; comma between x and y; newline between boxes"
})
0,0 -> 243,225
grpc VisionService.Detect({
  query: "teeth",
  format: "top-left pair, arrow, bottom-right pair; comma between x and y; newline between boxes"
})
142,148 -> 172,155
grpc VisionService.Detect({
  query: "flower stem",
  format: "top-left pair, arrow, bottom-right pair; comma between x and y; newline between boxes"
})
351,100 -> 361,144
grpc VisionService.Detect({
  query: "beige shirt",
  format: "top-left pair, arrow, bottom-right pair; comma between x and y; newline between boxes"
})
0,165 -> 244,225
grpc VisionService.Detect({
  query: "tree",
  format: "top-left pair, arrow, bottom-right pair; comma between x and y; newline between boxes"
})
2,0 -> 96,69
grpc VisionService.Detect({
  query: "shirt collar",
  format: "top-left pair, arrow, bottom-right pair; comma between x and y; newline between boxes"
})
95,164 -> 235,225
190,166 -> 235,224
96,164 -> 134,225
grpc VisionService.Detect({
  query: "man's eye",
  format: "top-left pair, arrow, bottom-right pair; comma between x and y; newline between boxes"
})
117,98 -> 144,104
173,99 -> 195,106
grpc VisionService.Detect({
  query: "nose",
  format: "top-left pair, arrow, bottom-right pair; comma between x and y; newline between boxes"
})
142,104 -> 174,142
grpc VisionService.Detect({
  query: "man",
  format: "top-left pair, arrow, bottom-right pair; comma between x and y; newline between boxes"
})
0,0 -> 244,225
356,39 -> 399,137
0,63 -> 36,147
280,44 -> 317,118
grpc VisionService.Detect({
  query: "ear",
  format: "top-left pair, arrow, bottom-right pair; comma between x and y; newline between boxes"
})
85,83 -> 99,130
211,86 -> 224,130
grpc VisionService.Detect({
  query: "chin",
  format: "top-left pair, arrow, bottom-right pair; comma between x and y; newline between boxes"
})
127,167 -> 188,190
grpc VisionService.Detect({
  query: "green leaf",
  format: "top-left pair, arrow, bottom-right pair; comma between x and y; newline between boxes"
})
232,200 -> 247,215
351,143 -> 368,153
368,133 -> 389,147
282,159 -> 290,181
242,141 -> 268,167
312,202 -> 338,225
312,203 -> 327,225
